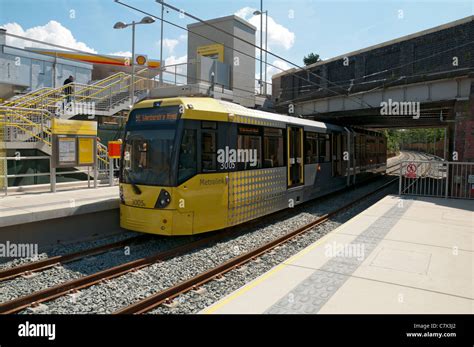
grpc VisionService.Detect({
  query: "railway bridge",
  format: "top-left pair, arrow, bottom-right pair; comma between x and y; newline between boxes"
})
272,16 -> 474,161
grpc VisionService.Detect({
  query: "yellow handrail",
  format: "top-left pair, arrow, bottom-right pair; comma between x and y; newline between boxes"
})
87,72 -> 126,87
3,122 -> 51,146
75,74 -> 153,104
2,106 -> 111,168
1,110 -> 51,129
2,87 -> 54,107
0,73 -> 156,171
5,72 -> 126,109
16,73 -> 132,109
3,71 -> 155,112
1,69 -> 155,109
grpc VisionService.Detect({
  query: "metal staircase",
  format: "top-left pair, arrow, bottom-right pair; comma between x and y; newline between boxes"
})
0,70 -> 158,183
0,106 -> 110,177
2,69 -> 157,119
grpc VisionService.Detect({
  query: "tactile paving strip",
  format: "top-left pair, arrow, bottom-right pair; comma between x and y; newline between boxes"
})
265,199 -> 414,314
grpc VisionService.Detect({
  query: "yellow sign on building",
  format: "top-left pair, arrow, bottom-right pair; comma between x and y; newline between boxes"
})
197,44 -> 224,62
51,118 -> 97,136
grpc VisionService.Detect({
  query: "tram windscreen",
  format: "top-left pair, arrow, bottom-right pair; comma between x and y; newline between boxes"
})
122,106 -> 180,186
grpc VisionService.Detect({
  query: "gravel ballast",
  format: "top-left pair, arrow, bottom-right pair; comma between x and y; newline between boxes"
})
0,177 -> 398,314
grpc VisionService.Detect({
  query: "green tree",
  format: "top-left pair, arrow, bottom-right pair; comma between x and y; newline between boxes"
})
303,53 -> 321,66
383,128 -> 446,156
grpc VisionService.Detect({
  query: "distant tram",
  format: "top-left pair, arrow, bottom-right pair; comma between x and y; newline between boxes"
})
119,97 -> 386,235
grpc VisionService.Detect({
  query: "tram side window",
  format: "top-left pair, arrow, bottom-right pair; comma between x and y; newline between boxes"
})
263,128 -> 284,168
178,129 -> 197,184
237,126 -> 262,170
202,131 -> 217,172
304,132 -> 319,164
318,134 -> 331,162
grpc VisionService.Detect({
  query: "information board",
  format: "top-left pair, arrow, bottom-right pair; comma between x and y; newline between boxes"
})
78,138 -> 95,165
58,137 -> 76,165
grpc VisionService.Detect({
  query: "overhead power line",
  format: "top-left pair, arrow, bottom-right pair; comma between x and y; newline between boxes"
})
115,0 -> 375,110
158,1 -> 374,109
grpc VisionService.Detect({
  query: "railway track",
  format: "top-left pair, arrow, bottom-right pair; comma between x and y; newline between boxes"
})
114,177 -> 399,314
386,151 -> 411,174
385,151 -> 436,175
0,231 -> 235,314
0,235 -> 147,282
0,176 -> 398,315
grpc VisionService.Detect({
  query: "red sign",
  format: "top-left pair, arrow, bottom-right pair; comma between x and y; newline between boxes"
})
405,163 -> 417,178
108,141 -> 122,159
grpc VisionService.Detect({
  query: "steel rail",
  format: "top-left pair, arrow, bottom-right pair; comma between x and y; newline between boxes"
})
114,178 -> 399,314
0,177 -> 396,315
0,231 -> 235,314
0,236 -> 147,282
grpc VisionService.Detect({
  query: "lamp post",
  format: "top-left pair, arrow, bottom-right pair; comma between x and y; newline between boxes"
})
113,16 -> 155,107
156,0 -> 165,84
255,1 -> 263,95
253,9 -> 268,95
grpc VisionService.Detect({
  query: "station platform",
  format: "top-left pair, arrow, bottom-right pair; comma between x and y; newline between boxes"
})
0,186 -> 120,248
202,195 -> 474,314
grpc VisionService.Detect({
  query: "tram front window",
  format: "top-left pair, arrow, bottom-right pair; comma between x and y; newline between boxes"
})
122,128 -> 176,186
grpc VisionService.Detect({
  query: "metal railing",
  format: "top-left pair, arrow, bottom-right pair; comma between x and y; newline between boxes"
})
3,87 -> 54,107
0,105 -> 115,175
0,155 -> 119,196
2,71 -> 159,117
2,73 -> 123,108
157,61 -> 273,96
0,106 -> 52,145
399,160 -> 474,199
0,71 -> 144,193
0,156 -> 93,196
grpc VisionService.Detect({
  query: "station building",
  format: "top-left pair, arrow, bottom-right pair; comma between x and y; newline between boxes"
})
0,14 -> 264,189
0,28 -> 92,101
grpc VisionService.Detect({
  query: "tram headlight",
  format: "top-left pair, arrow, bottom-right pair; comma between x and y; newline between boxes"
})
155,189 -> 171,208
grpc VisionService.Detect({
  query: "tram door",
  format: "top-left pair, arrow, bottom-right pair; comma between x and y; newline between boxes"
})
287,127 -> 304,187
332,133 -> 343,176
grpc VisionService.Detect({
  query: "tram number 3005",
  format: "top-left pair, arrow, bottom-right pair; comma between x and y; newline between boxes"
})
220,161 -> 236,170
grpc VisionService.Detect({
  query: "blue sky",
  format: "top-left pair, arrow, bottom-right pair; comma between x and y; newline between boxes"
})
1,0 -> 473,79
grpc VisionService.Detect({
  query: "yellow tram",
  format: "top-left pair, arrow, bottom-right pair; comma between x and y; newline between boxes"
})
119,97 -> 386,235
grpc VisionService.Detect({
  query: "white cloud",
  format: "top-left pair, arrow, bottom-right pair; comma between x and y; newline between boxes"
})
163,54 -> 188,84
164,54 -> 187,67
108,51 -> 132,57
266,59 -> 292,81
158,38 -> 179,54
1,21 -> 97,53
178,34 -> 187,42
235,7 -> 295,50
235,7 -> 255,19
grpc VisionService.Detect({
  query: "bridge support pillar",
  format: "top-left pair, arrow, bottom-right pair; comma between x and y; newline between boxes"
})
450,82 -> 474,162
